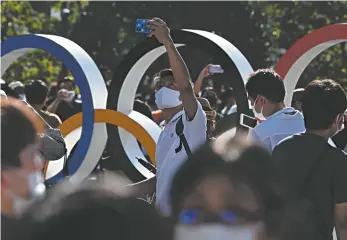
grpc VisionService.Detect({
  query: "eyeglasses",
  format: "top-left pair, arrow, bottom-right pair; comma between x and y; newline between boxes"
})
178,209 -> 262,225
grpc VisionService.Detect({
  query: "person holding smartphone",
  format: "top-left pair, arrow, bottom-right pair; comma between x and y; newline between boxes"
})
245,69 -> 305,152
131,18 -> 207,217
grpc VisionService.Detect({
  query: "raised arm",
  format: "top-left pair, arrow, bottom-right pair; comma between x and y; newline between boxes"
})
194,64 -> 212,95
148,18 -> 198,120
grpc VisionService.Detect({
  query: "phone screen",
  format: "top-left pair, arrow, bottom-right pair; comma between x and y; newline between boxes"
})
240,114 -> 257,129
135,19 -> 151,34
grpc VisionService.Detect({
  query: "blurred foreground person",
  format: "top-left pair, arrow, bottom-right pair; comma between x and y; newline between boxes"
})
23,174 -> 172,240
1,97 -> 46,240
170,134 -> 314,240
273,80 -> 347,240
246,69 -> 305,152
46,77 -> 82,121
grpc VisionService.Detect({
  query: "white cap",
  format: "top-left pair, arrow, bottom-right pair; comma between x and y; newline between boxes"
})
9,81 -> 24,90
0,89 -> 7,98
0,78 -> 5,84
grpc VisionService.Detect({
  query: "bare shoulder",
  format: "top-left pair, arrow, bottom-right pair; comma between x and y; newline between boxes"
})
41,110 -> 62,127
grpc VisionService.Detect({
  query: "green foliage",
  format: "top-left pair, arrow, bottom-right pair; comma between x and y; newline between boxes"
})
1,1 -> 88,83
1,1 -> 347,91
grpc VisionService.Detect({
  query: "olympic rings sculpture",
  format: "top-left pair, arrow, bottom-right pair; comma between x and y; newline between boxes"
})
1,23 -> 346,184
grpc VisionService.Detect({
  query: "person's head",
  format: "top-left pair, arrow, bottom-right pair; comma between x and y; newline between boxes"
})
57,76 -> 76,92
170,134 -> 288,240
221,87 -> 235,107
153,69 -> 183,117
301,80 -> 347,137
201,89 -> 219,110
245,69 -> 285,119
1,97 -> 45,217
57,77 -> 77,103
197,98 -> 216,139
24,80 -> 48,107
9,81 -> 25,100
24,175 -> 171,240
291,88 -> 305,112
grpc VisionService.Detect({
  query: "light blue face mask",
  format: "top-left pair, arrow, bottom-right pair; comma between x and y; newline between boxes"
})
155,87 -> 182,110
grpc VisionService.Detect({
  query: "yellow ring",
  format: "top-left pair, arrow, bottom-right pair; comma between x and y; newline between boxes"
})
43,109 -> 156,179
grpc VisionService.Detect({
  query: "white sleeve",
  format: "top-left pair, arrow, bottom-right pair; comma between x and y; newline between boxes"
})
183,102 -> 207,135
248,128 -> 262,143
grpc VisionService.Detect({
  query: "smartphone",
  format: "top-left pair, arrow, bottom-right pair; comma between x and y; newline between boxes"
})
240,113 -> 257,129
209,65 -> 224,74
135,19 -> 152,35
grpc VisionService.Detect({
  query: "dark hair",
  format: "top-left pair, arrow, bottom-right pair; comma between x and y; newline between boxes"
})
202,89 -> 218,108
220,87 -> 234,103
301,79 -> 347,130
170,135 -> 286,216
157,69 -> 174,79
1,98 -> 43,168
153,69 -> 174,89
170,135 -> 314,239
24,80 -> 48,105
24,177 -> 171,240
134,99 -> 154,121
245,69 -> 285,103
0,82 -> 20,99
57,76 -> 75,90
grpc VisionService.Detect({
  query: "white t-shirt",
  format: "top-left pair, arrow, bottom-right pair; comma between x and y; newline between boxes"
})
155,103 -> 207,216
221,105 -> 237,116
249,107 -> 305,152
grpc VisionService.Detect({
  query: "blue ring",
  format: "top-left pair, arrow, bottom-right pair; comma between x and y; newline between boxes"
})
1,34 -> 94,182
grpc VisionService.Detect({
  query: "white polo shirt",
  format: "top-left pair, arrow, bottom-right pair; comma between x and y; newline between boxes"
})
155,103 -> 207,216
249,107 -> 305,152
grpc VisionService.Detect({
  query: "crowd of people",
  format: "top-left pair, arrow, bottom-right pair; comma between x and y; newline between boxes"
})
1,18 -> 347,240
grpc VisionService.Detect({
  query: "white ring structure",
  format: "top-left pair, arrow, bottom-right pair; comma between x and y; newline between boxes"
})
282,40 -> 347,106
1,34 -> 108,184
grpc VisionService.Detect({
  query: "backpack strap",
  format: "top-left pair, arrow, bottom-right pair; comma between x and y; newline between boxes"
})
175,115 -> 192,157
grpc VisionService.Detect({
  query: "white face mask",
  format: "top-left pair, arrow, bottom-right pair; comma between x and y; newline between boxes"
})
174,224 -> 261,240
155,87 -> 182,110
63,90 -> 76,102
252,97 -> 266,121
11,171 -> 46,217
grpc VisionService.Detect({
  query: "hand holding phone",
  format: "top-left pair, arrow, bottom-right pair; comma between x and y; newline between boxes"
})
135,19 -> 152,35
